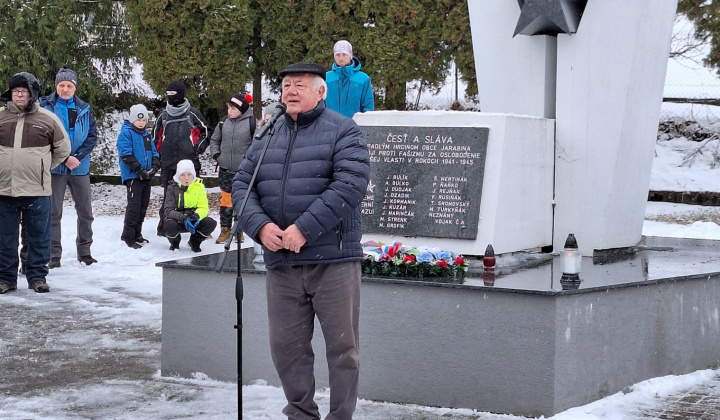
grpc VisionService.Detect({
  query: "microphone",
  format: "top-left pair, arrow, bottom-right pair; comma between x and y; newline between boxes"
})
254,103 -> 287,140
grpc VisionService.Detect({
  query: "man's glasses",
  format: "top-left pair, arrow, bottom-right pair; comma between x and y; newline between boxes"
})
12,89 -> 29,96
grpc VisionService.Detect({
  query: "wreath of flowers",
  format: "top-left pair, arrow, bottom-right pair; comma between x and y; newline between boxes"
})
361,241 -> 468,283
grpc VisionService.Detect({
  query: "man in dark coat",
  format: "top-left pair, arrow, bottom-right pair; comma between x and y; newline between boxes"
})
232,62 -> 370,420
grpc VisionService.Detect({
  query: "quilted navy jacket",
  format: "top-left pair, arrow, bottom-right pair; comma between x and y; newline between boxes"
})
232,101 -> 370,269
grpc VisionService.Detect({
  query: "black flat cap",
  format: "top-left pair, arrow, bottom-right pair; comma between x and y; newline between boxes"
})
278,62 -> 327,81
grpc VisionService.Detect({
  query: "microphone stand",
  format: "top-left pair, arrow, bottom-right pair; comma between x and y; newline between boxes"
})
214,125 -> 277,419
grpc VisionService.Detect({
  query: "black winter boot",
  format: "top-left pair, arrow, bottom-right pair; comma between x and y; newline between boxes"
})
188,235 -> 203,253
168,238 -> 180,251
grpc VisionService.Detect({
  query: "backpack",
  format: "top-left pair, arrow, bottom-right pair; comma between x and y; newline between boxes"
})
155,113 -> 196,152
218,114 -> 256,137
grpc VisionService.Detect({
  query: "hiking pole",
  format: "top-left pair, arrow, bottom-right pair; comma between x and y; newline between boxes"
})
214,103 -> 286,419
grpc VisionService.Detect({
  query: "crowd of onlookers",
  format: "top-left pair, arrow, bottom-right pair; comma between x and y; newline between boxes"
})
0,68 -> 269,295
0,38 -> 374,420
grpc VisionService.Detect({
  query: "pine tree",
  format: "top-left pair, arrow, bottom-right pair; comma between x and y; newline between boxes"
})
306,1 -> 459,110
678,0 -> 720,71
0,0 -> 134,120
126,1 -> 477,115
245,0 -> 319,119
125,0 -> 255,123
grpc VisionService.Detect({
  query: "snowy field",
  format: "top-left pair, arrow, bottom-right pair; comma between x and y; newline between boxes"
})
0,135 -> 720,419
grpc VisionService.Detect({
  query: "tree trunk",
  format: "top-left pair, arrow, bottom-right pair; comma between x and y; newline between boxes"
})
384,80 -> 407,110
253,70 -> 263,121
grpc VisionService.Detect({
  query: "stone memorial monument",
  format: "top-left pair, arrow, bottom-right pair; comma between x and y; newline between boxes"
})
158,2 -> 720,418
357,0 -> 679,256
356,112 -> 555,256
361,126 -> 488,239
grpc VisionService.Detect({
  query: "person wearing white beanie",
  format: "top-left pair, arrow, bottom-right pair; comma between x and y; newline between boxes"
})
162,159 -> 217,252
325,39 -> 375,118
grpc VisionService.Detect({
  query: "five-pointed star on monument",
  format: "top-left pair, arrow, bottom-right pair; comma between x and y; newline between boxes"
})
514,0 -> 586,37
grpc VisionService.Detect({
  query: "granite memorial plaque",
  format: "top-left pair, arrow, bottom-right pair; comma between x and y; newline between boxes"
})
360,126 -> 488,239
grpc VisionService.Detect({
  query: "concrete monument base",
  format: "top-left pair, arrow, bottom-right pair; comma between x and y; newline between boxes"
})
158,237 -> 720,417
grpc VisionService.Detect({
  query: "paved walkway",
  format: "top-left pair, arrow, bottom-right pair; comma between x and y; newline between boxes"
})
640,375 -> 720,420
2,293 -> 719,419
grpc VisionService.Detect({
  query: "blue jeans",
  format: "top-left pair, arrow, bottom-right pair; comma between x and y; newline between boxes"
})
0,196 -> 51,286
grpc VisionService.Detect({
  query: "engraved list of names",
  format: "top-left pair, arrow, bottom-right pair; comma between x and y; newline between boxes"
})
360,126 -> 489,240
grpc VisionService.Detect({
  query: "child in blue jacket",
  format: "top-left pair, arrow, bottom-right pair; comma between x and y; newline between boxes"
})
117,104 -> 160,248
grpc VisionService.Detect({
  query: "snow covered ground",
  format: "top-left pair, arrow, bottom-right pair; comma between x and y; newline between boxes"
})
4,13 -> 720,414
0,136 -> 719,419
651,133 -> 720,192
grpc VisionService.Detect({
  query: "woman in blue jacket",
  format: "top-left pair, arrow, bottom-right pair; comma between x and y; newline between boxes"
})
117,104 -> 160,248
325,40 -> 374,118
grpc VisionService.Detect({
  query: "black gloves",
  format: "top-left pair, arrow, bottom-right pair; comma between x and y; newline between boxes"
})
181,209 -> 199,223
213,153 -> 220,161
121,155 -> 142,174
122,155 -> 159,180
181,213 -> 200,224
137,169 -> 150,180
148,157 -> 161,177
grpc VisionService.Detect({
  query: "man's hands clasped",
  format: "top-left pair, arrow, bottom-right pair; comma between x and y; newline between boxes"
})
259,223 -> 307,253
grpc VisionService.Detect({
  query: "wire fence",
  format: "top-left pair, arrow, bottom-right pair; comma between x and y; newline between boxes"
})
661,57 -> 720,127
402,59 -> 720,128
662,16 -> 720,128
403,63 -> 480,111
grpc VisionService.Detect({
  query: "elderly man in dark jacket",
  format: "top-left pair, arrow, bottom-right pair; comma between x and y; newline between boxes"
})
232,62 -> 370,420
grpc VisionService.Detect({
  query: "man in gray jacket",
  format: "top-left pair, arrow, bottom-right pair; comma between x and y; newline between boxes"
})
0,72 -> 71,294
232,62 -> 370,420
